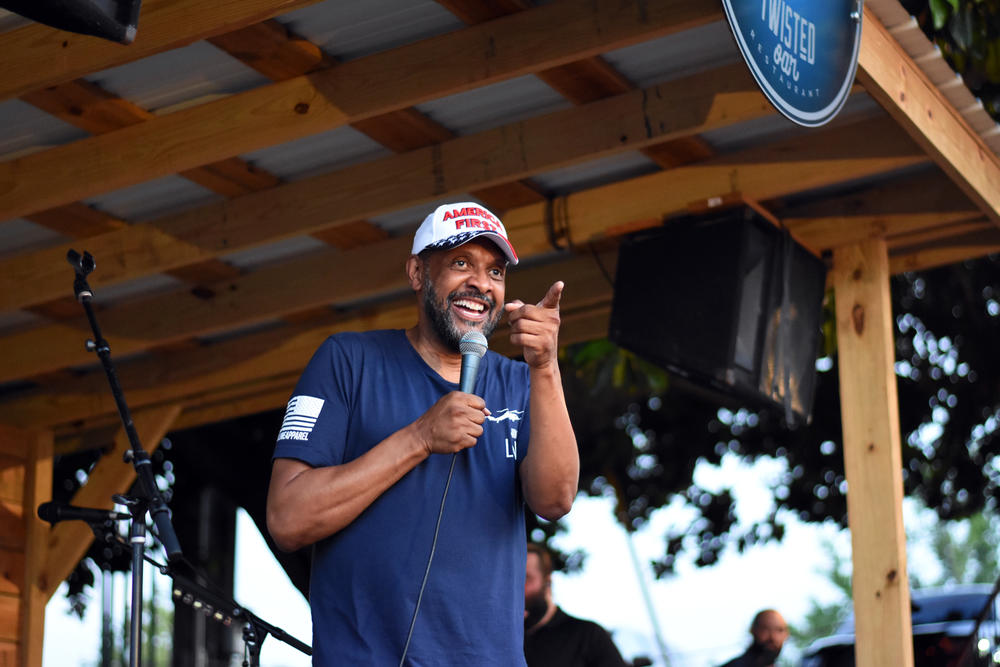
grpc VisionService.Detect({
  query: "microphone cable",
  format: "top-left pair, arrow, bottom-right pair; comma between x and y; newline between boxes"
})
399,452 -> 458,666
399,331 -> 486,665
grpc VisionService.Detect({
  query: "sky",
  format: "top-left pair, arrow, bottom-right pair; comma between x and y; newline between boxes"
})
41,454 -> 861,667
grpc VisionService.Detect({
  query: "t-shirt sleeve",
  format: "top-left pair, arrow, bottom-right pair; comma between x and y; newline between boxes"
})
272,336 -> 354,468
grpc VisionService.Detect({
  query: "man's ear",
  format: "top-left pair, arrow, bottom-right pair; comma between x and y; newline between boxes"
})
406,255 -> 423,292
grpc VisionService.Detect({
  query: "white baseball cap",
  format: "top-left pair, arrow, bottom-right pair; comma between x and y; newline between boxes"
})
411,201 -> 518,265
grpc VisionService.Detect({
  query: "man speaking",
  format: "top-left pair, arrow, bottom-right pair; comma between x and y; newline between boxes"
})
266,201 -> 580,665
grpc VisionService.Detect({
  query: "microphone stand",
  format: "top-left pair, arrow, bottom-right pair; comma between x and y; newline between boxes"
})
65,249 -> 184,667
82,525 -> 313,666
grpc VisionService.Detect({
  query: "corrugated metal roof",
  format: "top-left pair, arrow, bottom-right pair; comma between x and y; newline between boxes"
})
0,98 -> 88,158
414,74 -> 572,135
84,175 -> 222,222
243,124 -> 393,183
531,151 -> 658,196
602,19 -> 740,87
87,40 -> 270,113
866,0 -> 1000,153
0,218 -> 65,259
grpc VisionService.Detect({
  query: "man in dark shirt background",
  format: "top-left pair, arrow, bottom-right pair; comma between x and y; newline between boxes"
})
718,609 -> 789,667
524,543 -> 628,667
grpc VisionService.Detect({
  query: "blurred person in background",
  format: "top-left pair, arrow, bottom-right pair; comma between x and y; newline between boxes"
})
719,609 -> 789,667
524,543 -> 628,667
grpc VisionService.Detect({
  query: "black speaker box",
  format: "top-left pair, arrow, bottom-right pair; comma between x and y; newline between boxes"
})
1,0 -> 142,44
608,206 -> 827,425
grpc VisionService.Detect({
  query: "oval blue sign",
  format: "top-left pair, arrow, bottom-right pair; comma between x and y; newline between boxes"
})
723,1 -> 863,127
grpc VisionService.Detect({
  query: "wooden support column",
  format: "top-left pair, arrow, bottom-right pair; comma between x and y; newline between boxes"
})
0,424 -> 53,667
832,239 -> 913,667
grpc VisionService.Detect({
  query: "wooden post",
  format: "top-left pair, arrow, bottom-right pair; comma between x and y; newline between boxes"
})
0,424 -> 52,667
832,239 -> 913,667
20,430 -> 52,667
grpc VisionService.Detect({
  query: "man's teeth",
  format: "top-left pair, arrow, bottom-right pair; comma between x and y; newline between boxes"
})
454,299 -> 485,312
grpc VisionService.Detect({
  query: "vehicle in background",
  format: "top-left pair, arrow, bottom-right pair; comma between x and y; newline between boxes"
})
800,585 -> 1000,666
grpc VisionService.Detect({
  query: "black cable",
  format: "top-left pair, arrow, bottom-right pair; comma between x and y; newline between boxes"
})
399,452 -> 458,666
589,243 -> 615,288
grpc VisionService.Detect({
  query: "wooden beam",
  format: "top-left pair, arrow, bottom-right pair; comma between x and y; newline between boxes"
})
0,116 -> 924,384
21,80 -> 282,198
0,116 -> 922,384
0,253 -> 615,429
504,116 -> 927,258
19,428 -> 52,667
0,0 -> 722,222
437,0 -> 633,105
206,20 -> 541,216
0,235 -> 413,384
0,62 -> 776,313
889,223 -> 1000,274
784,170 -> 980,251
832,239 -> 913,667
39,405 -> 180,599
25,203 -> 127,238
206,20 -> 334,80
0,0 -> 325,102
857,6 -> 1000,227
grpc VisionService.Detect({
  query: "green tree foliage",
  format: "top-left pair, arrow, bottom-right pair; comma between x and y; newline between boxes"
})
901,0 -> 1000,120
913,511 -> 1000,587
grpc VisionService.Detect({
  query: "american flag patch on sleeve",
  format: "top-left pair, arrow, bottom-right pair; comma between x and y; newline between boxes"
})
278,395 -> 325,441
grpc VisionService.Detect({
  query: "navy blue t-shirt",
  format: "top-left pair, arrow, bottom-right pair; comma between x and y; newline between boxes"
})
273,329 -> 530,666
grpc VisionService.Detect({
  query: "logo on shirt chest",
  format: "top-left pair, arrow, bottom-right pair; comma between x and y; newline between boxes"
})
485,408 -> 523,459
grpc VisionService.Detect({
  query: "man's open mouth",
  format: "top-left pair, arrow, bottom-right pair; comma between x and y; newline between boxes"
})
450,294 -> 493,320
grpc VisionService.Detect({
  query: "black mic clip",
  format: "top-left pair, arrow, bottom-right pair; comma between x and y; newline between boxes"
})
66,249 -> 96,276
67,249 -> 96,303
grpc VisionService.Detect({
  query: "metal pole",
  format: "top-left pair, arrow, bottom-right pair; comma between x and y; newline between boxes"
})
128,509 -> 147,667
623,529 -> 672,666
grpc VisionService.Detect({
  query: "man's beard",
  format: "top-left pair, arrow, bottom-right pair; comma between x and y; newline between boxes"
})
422,271 -> 502,352
524,591 -> 548,630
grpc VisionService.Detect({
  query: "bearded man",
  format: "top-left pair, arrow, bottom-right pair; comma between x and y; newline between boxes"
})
266,201 -> 579,666
523,543 -> 627,667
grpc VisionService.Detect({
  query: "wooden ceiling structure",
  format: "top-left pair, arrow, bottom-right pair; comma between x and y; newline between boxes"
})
1,0 -> 999,665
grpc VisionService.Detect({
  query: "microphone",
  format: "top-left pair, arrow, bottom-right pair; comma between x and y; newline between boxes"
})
37,501 -> 130,525
458,331 -> 488,394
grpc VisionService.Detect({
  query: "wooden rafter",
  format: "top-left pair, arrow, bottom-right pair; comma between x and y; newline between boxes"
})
208,20 -> 542,213
0,114 -> 928,385
0,112 -> 931,428
438,0 -> 713,171
0,61 -> 770,313
0,0 -> 722,222
783,169 -> 980,249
